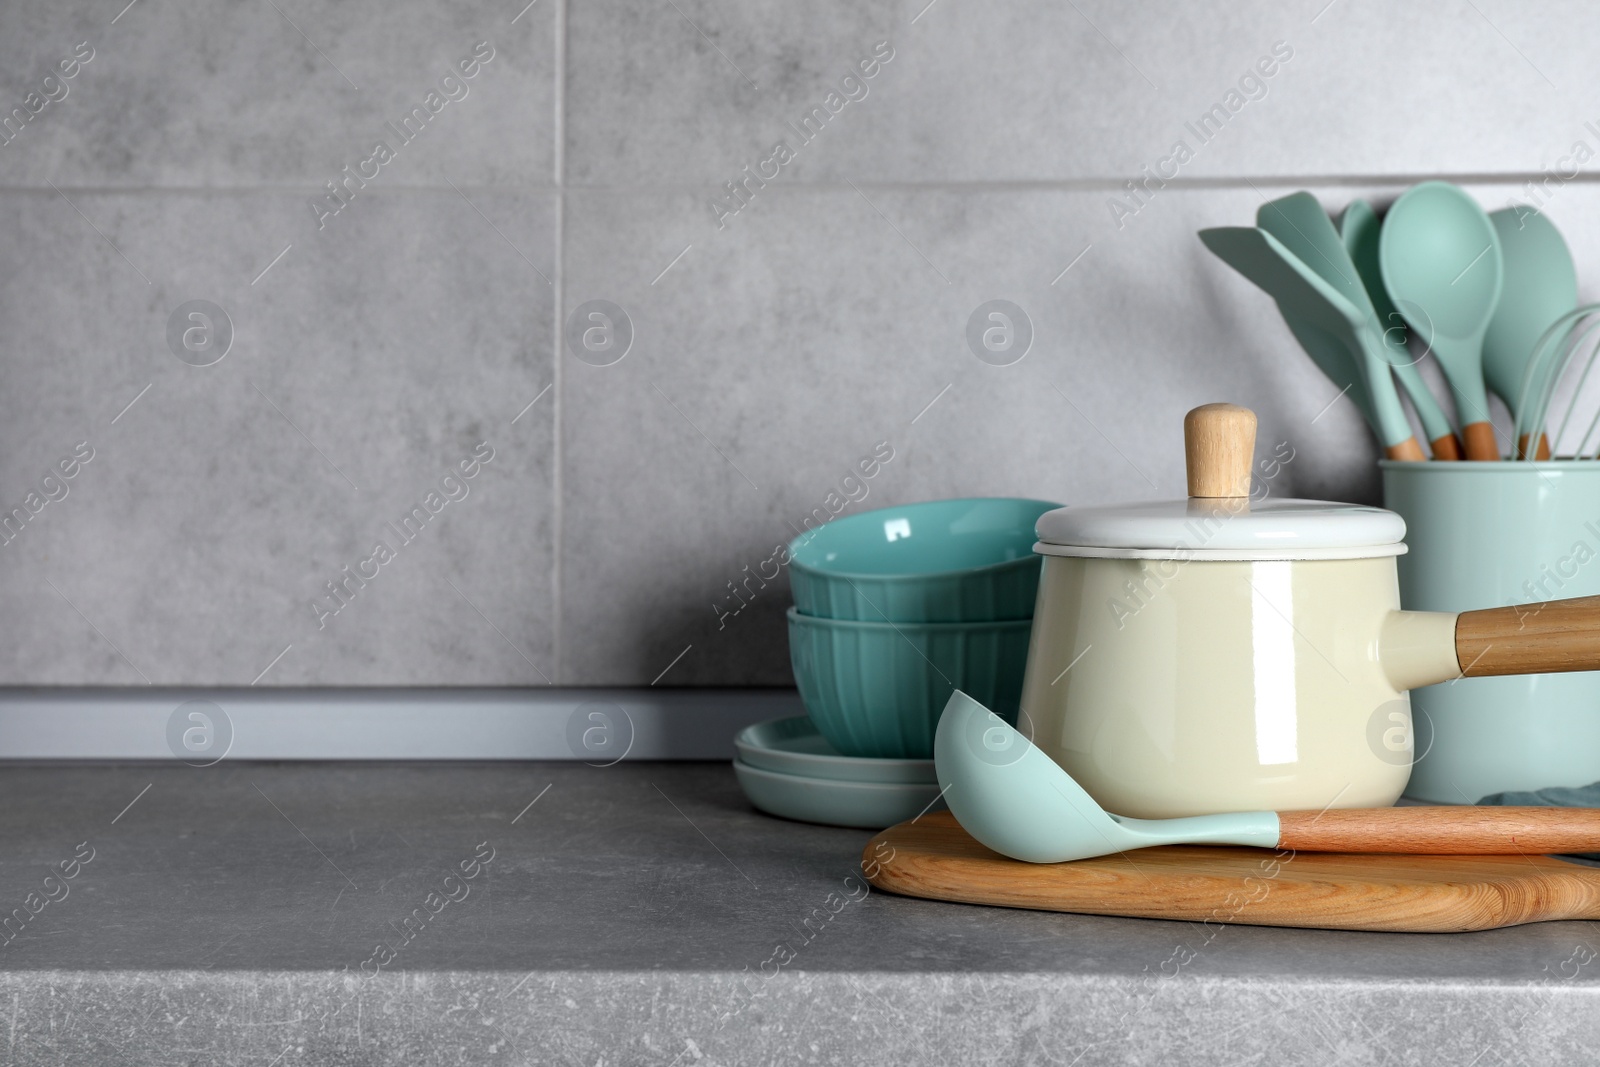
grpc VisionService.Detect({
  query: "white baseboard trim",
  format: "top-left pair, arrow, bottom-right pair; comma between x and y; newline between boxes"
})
0,688 -> 802,761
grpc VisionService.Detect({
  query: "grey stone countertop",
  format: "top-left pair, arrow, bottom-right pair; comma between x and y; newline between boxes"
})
0,761 -> 1597,1065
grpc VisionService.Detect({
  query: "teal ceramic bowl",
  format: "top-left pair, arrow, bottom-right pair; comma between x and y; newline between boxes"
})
787,607 -> 1029,759
787,497 -> 1063,622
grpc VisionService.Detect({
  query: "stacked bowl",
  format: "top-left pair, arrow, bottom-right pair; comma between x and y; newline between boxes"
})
733,497 -> 1062,827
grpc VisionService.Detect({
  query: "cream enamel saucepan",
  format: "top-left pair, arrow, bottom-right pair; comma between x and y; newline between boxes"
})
1018,403 -> 1600,819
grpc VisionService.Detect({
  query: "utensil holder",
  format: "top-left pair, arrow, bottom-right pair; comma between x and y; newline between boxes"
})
1382,460 -> 1600,801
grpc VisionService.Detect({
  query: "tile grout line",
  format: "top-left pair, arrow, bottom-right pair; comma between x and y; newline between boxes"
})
4,170 -> 1597,197
553,171 -> 1600,193
19,170 -> 1600,196
0,184 -> 566,195
551,0 -> 566,685
554,0 -> 566,188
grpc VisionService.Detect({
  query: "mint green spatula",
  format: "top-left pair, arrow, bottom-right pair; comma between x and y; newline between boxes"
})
1199,226 -> 1426,460
1255,193 -> 1426,457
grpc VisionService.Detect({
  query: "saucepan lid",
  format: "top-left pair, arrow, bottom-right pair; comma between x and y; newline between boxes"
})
1034,404 -> 1406,561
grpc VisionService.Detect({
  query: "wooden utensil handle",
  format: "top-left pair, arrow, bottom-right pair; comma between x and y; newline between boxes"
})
1277,806 -> 1600,853
1516,432 -> 1552,461
1384,437 -> 1427,462
1428,433 -> 1462,461
1460,420 -> 1501,461
1456,594 -> 1600,677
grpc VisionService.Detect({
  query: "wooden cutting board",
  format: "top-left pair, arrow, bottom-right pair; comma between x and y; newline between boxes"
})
862,811 -> 1600,932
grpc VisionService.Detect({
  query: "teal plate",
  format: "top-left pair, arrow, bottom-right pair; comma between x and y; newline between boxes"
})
734,716 -> 936,785
733,759 -> 946,829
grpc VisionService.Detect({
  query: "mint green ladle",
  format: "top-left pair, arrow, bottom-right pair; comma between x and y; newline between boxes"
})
933,691 -> 1278,863
1338,198 -> 1463,459
1379,181 -> 1505,460
933,691 -> 1600,863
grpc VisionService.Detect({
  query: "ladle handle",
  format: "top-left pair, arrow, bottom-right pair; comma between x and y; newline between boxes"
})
1276,806 -> 1600,854
1456,594 -> 1600,677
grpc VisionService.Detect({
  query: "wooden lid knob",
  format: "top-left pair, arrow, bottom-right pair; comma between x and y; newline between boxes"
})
1185,404 -> 1256,498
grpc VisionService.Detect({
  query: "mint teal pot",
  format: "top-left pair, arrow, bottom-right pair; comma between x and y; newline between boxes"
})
787,607 -> 1029,758
1382,460 -> 1600,801
787,497 -> 1061,622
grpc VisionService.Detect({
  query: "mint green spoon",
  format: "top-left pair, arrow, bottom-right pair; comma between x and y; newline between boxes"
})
1485,206 -> 1577,459
1339,198 -> 1462,459
1379,181 -> 1505,460
1199,226 -> 1426,459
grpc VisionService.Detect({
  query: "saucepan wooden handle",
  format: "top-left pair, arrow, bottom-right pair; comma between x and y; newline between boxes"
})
1277,807 -> 1600,854
1456,594 -> 1600,677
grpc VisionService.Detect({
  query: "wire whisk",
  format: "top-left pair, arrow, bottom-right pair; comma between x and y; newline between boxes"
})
1513,303 -> 1600,460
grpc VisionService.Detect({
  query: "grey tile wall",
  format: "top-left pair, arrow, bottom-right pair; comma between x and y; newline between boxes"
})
2,0 -> 1596,684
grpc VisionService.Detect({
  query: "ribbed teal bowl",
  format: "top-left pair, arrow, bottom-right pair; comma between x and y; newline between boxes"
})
787,607 -> 1029,758
787,497 -> 1063,622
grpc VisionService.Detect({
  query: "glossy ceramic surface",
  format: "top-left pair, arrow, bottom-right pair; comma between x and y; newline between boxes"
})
787,608 -> 1030,759
1383,460 -> 1600,801
734,715 -> 936,785
732,759 -> 946,829
787,497 -> 1061,622
1018,553 -> 1457,818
